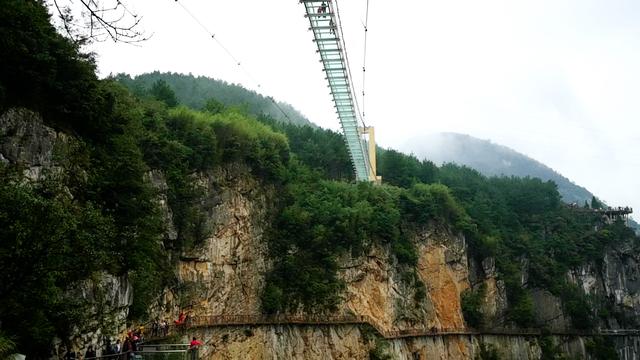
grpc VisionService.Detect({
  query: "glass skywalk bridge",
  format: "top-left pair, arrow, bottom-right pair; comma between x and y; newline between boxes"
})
301,0 -> 377,182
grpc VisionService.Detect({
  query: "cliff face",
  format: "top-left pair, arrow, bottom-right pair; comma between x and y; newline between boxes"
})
64,273 -> 133,354
0,109 -> 134,355
158,171 -> 474,334
171,164 -> 273,318
3,108 -> 640,359
152,164 -> 640,359
339,228 -> 470,332
162,327 -> 544,360
0,108 -> 66,179
572,247 -> 640,325
155,162 -> 640,358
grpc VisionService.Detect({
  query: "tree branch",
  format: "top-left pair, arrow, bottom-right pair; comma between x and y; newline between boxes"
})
49,0 -> 151,45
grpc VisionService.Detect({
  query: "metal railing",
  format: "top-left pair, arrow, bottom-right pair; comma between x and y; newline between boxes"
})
137,344 -> 193,360
144,314 -> 640,340
84,351 -> 132,360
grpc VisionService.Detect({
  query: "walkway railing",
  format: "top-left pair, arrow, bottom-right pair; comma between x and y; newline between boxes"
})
146,314 -> 640,340
137,344 -> 195,360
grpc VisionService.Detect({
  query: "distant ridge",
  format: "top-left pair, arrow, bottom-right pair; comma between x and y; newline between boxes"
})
402,132 -> 639,233
401,132 -> 594,205
114,72 -> 313,127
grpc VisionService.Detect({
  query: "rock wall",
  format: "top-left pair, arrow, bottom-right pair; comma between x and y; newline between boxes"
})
0,108 -> 133,357
389,334 -> 542,360
184,325 -> 368,360
170,327 -> 640,360
149,164 -> 273,322
168,188 -> 474,333
0,107 -> 68,180
5,107 -> 640,359
339,227 -> 470,332
54,273 -> 133,357
570,246 -> 640,328
154,164 -> 640,359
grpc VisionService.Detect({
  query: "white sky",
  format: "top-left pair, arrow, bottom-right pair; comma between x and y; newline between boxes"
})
85,0 -> 639,216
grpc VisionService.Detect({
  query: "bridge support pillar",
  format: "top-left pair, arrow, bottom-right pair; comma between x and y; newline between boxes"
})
360,126 -> 381,184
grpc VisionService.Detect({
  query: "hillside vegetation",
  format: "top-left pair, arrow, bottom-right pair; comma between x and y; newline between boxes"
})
115,72 -> 312,127
0,1 -> 637,358
403,133 -> 640,232
402,132 -> 594,205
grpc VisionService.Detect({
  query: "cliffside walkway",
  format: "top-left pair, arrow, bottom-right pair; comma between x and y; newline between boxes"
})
148,314 -> 640,340
570,205 -> 633,225
571,206 -> 633,216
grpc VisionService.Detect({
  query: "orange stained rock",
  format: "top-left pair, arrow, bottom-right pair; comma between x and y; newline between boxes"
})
343,259 -> 395,331
418,245 -> 469,330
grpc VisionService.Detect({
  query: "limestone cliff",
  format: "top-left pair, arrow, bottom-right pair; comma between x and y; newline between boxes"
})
4,108 -> 640,359
155,168 -> 474,335
0,108 -> 134,355
154,165 -> 640,359
152,165 -> 640,359
163,164 -> 273,319
0,108 -> 65,179
339,227 -> 470,332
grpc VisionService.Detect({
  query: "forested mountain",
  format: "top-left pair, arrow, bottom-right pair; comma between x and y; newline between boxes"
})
114,72 -> 312,127
401,133 -> 640,231
401,132 -> 593,205
1,1 -> 639,358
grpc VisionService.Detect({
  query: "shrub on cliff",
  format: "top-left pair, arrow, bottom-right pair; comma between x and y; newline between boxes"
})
462,285 -> 486,329
0,332 -> 15,359
476,343 -> 500,360
262,177 -> 473,312
0,165 -> 116,355
369,339 -> 393,360
585,336 -> 618,360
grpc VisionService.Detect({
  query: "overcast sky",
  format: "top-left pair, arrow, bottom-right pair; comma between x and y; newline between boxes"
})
83,0 -> 640,217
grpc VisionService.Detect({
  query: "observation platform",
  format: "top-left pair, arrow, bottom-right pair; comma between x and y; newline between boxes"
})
570,205 -> 633,225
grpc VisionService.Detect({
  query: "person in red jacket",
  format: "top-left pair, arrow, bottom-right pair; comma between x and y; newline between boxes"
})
189,337 -> 203,360
175,311 -> 186,325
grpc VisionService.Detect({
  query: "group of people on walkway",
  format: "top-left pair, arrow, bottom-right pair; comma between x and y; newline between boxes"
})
70,328 -> 144,360
68,332 -> 203,360
64,311 -> 199,359
150,311 -> 192,337
150,319 -> 170,337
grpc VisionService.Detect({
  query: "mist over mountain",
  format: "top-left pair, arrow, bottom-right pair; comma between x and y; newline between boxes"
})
400,132 -> 594,205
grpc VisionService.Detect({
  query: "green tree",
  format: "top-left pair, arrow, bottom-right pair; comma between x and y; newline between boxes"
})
476,343 -> 500,360
0,168 -> 116,356
204,97 -> 225,114
150,79 -> 178,107
585,337 -> 618,360
115,72 -> 312,126
0,333 -> 15,359
591,196 -> 603,209
462,286 -> 486,328
261,284 -> 284,314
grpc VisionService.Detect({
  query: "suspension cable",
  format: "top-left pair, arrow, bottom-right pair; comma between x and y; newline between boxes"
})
361,0 -> 370,122
333,0 -> 366,128
172,0 -> 293,122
